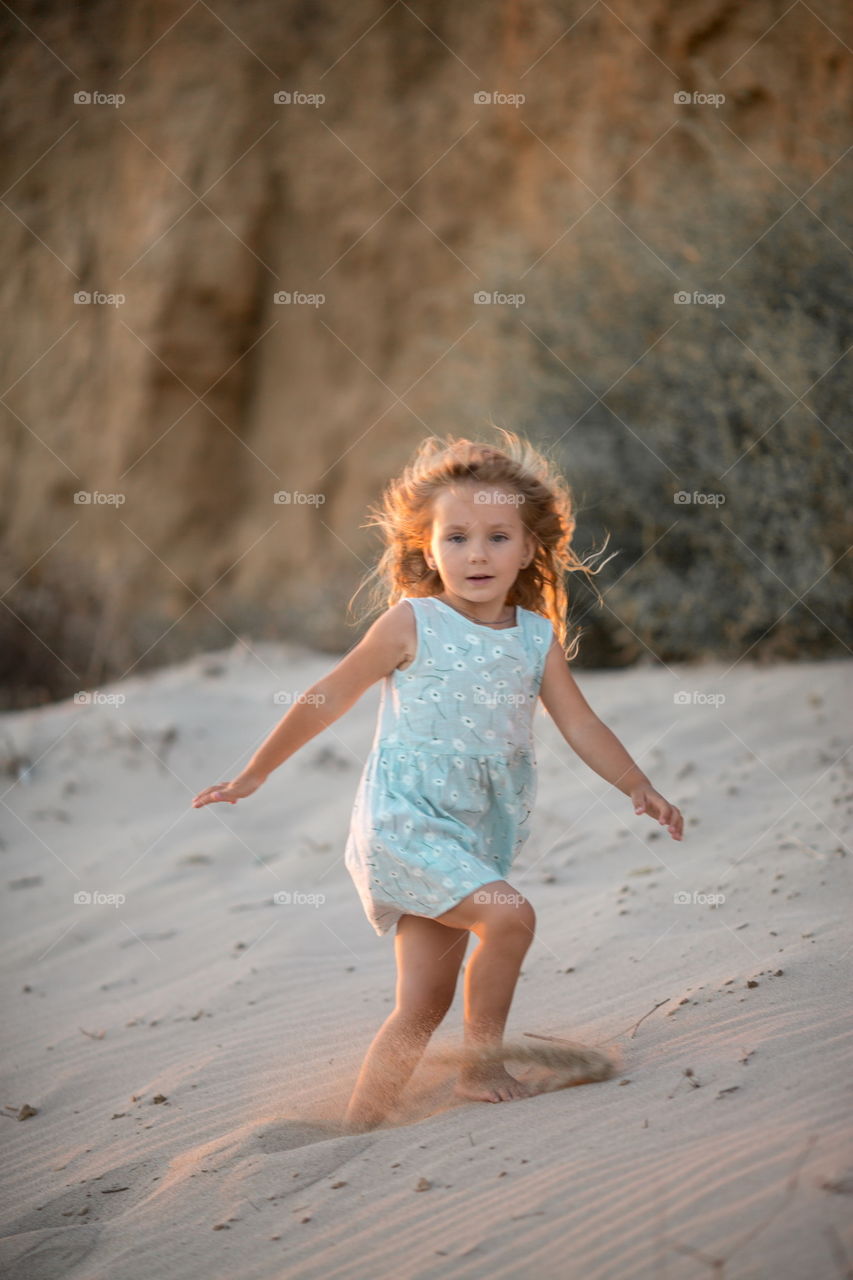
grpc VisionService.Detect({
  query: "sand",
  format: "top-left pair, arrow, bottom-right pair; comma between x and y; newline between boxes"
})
1,638 -> 851,1279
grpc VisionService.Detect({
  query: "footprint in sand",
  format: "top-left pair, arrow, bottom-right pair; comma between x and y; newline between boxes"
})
1,1158 -> 154,1238
0,1158 -> 155,1280
0,1224 -> 101,1280
253,1120 -> 357,1153
237,1121 -> 376,1204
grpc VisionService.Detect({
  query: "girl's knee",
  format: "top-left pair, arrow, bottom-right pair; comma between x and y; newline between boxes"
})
482,892 -> 536,943
517,897 -> 536,936
437,883 -> 535,939
508,899 -> 536,943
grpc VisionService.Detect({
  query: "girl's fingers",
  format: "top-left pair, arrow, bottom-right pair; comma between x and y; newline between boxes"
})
632,790 -> 684,840
192,785 -> 229,807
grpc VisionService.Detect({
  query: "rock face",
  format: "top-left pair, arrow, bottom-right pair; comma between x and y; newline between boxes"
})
2,1 -> 850,706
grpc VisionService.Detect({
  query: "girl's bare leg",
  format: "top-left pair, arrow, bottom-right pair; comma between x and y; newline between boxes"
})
432,881 -> 537,1104
342,915 -> 469,1131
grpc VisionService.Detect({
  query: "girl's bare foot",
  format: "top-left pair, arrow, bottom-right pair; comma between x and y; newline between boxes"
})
342,1113 -> 383,1134
342,1098 -> 388,1132
454,1063 -> 534,1103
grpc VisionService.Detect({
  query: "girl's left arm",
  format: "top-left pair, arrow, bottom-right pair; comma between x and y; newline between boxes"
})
538,640 -> 684,841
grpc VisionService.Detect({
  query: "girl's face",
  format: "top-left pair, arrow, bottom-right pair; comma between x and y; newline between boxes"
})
424,483 -> 534,605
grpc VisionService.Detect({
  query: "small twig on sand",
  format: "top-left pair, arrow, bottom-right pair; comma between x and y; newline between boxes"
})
789,835 -> 824,860
616,997 -> 671,1040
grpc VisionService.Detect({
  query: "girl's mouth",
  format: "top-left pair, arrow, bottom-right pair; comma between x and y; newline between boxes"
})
466,575 -> 493,581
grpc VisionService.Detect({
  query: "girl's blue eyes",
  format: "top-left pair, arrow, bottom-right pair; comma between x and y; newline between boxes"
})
447,534 -> 509,543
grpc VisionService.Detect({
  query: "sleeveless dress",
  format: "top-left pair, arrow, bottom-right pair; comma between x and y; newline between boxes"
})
344,595 -> 555,936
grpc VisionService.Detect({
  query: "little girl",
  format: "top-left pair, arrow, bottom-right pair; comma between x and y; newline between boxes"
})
192,431 -> 683,1131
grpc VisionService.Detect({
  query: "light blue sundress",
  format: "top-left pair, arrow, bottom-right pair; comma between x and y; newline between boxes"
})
344,595 -> 555,936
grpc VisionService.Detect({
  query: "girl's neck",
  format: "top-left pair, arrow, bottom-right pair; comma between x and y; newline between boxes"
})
436,592 -> 517,628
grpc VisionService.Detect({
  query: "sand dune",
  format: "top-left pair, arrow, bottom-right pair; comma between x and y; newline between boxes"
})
1,642 -> 851,1278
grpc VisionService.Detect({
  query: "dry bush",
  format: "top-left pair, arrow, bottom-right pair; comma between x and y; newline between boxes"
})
524,184 -> 852,665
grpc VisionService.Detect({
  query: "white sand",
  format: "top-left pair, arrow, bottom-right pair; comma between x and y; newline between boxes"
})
1,640 -> 851,1279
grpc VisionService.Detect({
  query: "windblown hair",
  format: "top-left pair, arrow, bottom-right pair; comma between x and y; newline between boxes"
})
349,428 -> 617,660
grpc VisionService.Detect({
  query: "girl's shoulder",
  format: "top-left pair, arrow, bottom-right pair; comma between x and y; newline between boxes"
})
521,607 -> 557,650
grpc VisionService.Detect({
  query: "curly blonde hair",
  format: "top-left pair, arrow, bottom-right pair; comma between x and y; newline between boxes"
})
348,427 -> 617,660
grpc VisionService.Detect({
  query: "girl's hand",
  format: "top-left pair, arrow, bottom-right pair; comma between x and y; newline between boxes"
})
631,785 -> 684,841
192,771 -> 266,809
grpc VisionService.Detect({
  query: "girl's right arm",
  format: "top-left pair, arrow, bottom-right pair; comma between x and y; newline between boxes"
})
191,601 -> 412,808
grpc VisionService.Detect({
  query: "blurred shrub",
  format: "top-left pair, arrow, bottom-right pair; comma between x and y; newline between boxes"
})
525,185 -> 852,666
